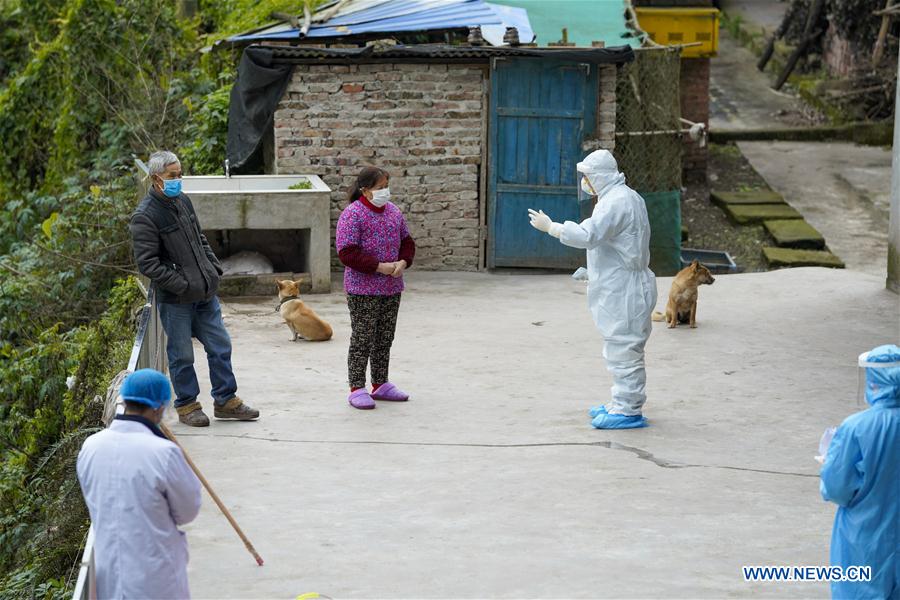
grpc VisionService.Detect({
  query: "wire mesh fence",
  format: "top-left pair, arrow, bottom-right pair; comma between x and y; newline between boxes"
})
614,47 -> 683,194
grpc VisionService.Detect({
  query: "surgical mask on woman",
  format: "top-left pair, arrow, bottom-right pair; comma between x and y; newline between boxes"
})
370,187 -> 391,207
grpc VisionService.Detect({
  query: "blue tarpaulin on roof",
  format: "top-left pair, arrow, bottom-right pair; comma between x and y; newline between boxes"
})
227,0 -> 535,44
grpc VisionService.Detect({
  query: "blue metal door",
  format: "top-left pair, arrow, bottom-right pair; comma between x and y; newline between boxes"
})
488,57 -> 598,268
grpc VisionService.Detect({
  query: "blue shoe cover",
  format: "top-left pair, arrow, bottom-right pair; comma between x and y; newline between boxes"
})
588,404 -> 608,418
591,412 -> 648,429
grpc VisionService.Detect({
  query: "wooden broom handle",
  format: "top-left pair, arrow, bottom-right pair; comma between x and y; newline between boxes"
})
160,423 -> 264,566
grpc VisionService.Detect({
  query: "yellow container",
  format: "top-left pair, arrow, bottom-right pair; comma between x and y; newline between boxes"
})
634,7 -> 720,58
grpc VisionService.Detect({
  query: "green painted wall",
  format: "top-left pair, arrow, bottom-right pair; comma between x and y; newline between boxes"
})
643,190 -> 683,276
490,0 -> 639,48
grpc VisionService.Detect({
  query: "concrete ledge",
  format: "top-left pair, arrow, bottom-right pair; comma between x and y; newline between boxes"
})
723,203 -> 802,224
764,219 -> 826,249
218,272 -> 312,297
710,122 -> 893,146
763,247 -> 845,268
711,190 -> 785,206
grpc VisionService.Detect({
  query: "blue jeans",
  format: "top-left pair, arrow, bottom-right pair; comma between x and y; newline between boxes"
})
158,296 -> 237,408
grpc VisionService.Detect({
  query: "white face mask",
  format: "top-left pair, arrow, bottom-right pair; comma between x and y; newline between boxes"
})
370,187 -> 391,207
580,178 -> 595,196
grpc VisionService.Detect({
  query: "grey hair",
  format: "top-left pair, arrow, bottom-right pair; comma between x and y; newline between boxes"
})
147,151 -> 180,177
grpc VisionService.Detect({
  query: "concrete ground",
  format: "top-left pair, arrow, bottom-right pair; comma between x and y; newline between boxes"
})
709,6 -> 893,278
167,269 -> 898,599
738,141 -> 893,276
710,30 -> 810,131
719,0 -> 788,35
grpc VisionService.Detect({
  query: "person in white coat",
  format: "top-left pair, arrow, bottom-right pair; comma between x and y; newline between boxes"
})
77,369 -> 202,599
528,149 -> 656,429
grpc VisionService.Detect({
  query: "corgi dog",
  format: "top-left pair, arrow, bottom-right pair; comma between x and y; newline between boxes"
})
275,279 -> 333,342
652,260 -> 715,328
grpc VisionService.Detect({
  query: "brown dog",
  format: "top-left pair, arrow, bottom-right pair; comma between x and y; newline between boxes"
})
275,280 -> 333,342
652,260 -> 715,328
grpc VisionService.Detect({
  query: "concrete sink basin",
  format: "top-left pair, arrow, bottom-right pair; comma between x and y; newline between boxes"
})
181,175 -> 332,294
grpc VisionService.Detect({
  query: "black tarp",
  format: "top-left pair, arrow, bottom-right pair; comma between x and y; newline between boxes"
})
226,47 -> 293,172
226,43 -> 635,172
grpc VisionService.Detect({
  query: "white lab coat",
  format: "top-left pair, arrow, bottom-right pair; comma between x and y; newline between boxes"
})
77,417 -> 202,599
559,171 -> 657,415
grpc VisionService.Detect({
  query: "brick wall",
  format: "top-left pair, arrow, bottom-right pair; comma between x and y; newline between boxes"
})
599,65 -> 617,146
584,64 -> 618,153
679,57 -> 709,182
274,62 -> 485,271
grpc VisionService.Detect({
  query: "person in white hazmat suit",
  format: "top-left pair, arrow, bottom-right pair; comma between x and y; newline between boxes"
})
77,369 -> 202,599
528,149 -> 657,429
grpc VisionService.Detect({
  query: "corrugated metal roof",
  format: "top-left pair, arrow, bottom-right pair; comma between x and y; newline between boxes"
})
263,43 -> 635,63
228,0 -> 535,44
481,3 -> 531,46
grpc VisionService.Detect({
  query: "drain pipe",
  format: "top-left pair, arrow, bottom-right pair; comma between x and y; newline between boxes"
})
888,42 -> 900,293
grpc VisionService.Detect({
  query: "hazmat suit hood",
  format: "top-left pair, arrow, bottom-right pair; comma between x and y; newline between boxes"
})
820,342 -> 900,598
577,149 -> 626,199
861,344 -> 900,408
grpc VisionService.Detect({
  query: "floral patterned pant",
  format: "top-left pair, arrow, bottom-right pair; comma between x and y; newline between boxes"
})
347,293 -> 401,389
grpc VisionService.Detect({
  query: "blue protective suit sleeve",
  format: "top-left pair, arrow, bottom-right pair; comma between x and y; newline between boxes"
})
819,425 -> 863,507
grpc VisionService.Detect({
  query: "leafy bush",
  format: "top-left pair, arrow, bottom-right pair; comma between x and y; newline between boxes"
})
200,0 -> 323,45
0,0 -> 327,593
179,77 -> 233,175
0,278 -> 141,598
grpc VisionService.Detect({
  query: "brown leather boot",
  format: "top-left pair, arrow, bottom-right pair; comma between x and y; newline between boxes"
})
176,402 -> 210,427
214,396 -> 259,421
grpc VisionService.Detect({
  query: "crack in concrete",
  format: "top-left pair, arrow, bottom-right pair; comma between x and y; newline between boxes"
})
176,433 -> 817,479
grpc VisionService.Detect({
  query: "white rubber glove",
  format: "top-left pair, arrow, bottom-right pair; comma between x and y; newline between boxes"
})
527,209 -> 563,238
814,426 -> 837,464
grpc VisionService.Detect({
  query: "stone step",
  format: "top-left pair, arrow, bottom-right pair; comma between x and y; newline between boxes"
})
711,190 -> 785,207
764,219 -> 826,249
722,203 -> 802,225
763,247 -> 845,269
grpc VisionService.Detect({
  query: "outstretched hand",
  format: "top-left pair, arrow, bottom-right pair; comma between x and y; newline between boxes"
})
528,208 -> 552,233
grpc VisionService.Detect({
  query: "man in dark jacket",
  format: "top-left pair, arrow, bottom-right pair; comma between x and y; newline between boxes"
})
130,151 -> 259,427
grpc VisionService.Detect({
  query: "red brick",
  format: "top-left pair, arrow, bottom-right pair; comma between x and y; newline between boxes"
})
680,57 -> 710,182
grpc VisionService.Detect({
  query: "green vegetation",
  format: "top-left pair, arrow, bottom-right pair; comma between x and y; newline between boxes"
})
0,0 -> 324,595
289,179 -> 313,190
721,1 -> 895,126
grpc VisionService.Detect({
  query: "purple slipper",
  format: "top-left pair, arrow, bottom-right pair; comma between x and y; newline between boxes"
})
348,389 -> 376,410
371,382 -> 409,402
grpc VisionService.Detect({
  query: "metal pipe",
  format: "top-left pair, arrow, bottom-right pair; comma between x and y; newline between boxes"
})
887,41 -> 900,292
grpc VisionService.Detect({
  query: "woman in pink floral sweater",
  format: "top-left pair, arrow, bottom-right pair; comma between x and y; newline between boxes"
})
336,167 -> 416,410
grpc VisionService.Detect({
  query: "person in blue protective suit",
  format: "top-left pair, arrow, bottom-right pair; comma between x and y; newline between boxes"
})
527,149 -> 657,429
820,343 -> 900,599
